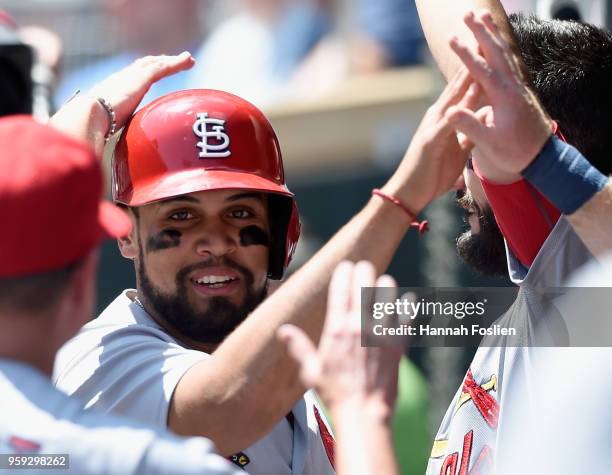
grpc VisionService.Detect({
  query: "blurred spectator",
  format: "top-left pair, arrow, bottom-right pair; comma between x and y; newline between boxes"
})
19,25 -> 63,119
187,0 -> 333,106
55,0 -> 204,106
352,0 -> 425,72
188,0 -> 425,107
0,10 -> 34,116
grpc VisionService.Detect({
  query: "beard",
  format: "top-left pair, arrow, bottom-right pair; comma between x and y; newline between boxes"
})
455,190 -> 508,278
138,253 -> 268,344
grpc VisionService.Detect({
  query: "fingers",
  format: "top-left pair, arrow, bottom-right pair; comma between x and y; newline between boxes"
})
149,52 -> 196,82
351,261 -> 377,321
374,274 -> 397,309
457,132 -> 474,154
459,81 -> 481,111
449,36 -> 500,99
437,67 -> 471,107
446,106 -> 487,147
132,52 -> 196,84
463,11 -> 514,79
480,12 -> 522,78
324,261 -> 354,333
277,324 -> 320,388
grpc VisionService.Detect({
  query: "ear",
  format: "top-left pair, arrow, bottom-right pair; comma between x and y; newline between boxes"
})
117,222 -> 139,260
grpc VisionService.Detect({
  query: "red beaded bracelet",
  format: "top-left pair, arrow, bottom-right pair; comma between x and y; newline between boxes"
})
372,189 -> 429,234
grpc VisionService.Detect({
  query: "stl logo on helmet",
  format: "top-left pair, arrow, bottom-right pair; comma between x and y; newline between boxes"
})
192,112 -> 231,158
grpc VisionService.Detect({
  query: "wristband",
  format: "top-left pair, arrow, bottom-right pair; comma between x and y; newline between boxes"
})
521,136 -> 609,214
372,189 -> 429,234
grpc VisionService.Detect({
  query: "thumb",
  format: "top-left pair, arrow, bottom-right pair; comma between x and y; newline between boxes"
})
446,106 -> 487,147
277,324 -> 321,388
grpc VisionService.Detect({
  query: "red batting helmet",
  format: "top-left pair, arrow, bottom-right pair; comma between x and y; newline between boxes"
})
112,89 -> 300,280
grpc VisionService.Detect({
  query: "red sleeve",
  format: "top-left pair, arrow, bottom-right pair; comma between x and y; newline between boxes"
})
474,164 -> 561,267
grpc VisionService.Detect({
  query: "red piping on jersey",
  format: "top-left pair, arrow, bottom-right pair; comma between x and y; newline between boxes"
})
314,405 -> 335,469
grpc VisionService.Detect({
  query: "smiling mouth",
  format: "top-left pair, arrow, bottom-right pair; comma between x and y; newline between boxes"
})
192,275 -> 239,289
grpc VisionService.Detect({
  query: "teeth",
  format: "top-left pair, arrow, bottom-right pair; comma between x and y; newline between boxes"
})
195,275 -> 234,285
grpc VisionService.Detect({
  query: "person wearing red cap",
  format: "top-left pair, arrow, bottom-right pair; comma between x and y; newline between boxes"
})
0,115 -> 242,474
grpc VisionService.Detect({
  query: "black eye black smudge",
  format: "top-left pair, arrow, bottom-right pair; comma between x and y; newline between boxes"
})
239,225 -> 269,247
146,229 -> 182,252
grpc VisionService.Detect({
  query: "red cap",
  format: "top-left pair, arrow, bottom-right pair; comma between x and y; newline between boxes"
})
0,116 -> 131,277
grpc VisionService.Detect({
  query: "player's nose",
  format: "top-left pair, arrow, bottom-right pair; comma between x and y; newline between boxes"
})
195,222 -> 237,258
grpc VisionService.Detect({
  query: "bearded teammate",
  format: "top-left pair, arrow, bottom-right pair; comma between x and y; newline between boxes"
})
413,0 -> 612,472
445,11 -> 612,473
51,42 -> 481,473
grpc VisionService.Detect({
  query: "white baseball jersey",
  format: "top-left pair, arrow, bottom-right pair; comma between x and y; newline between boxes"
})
53,292 -> 336,475
496,254 -> 612,475
0,358 -> 238,475
425,217 -> 593,475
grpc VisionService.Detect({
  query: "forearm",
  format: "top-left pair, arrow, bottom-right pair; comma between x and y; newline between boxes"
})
48,96 -> 108,158
415,0 -> 511,80
567,183 -> 612,257
172,197 -> 412,453
332,402 -> 400,475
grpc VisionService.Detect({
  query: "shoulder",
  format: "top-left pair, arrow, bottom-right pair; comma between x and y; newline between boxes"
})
510,217 -> 593,286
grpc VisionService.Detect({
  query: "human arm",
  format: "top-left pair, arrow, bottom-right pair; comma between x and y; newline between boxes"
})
168,68 -> 477,454
415,0 -> 563,267
446,10 -> 611,256
415,0 -> 512,82
278,261 -> 403,475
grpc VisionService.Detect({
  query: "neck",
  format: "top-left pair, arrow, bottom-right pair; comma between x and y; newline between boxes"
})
0,313 -> 57,377
132,291 -> 220,354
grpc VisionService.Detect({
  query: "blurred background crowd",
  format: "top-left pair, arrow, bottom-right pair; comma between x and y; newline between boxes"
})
1,0 -> 604,473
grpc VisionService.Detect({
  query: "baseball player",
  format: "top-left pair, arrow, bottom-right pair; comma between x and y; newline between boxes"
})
446,18 -> 612,473
50,50 -> 477,473
0,115 -> 239,475
413,1 -> 611,471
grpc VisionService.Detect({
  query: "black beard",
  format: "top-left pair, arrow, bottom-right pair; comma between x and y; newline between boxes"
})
138,254 -> 267,344
455,191 -> 508,278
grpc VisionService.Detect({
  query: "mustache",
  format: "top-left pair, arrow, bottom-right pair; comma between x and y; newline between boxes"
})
455,189 -> 481,215
176,257 -> 255,284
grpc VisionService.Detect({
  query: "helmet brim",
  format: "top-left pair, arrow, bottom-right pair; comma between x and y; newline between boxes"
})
116,169 -> 294,207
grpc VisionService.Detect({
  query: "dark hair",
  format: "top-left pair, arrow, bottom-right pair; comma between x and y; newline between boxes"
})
509,13 -> 612,174
0,260 -> 81,314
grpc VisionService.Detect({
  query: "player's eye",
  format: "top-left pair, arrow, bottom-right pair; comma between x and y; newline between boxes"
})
228,208 -> 253,219
169,210 -> 194,221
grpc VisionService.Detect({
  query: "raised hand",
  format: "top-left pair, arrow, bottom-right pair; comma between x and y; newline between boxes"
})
50,52 -> 195,155
383,67 -> 480,215
446,10 -> 553,174
277,260 -> 402,419
88,52 -> 195,129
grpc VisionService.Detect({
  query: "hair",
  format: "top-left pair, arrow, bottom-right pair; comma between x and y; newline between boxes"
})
117,203 -> 139,219
509,13 -> 612,175
0,260 -> 82,314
